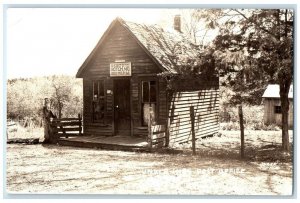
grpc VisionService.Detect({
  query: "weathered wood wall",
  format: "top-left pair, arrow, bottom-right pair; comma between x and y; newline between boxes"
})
168,87 -> 219,146
80,22 -> 161,78
80,21 -> 220,141
158,78 -> 168,124
131,77 -> 167,137
263,98 -> 293,128
81,22 -> 163,136
83,78 -> 113,136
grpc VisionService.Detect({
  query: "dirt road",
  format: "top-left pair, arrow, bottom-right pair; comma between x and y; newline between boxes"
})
6,136 -> 292,195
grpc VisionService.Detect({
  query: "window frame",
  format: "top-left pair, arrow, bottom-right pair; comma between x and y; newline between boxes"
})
274,105 -> 282,114
140,79 -> 158,126
92,80 -> 106,123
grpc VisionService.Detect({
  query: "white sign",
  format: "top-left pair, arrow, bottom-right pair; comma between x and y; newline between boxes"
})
110,62 -> 131,77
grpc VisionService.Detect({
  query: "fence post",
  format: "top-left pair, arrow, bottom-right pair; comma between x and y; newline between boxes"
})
190,106 -> 196,155
78,113 -> 82,136
238,105 -> 245,159
165,118 -> 170,147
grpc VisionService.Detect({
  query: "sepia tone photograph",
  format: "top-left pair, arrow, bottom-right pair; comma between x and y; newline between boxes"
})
5,6 -> 294,196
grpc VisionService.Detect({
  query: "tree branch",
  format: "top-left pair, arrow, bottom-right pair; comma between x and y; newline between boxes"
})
232,9 -> 279,40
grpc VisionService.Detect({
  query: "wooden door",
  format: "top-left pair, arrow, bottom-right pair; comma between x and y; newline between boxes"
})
114,79 -> 131,136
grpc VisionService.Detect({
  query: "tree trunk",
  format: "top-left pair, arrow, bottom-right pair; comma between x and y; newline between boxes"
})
280,82 -> 290,151
58,102 -> 62,119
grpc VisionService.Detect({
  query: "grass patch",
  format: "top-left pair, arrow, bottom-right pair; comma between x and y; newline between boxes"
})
7,124 -> 44,141
220,105 -> 282,131
175,130 -> 293,163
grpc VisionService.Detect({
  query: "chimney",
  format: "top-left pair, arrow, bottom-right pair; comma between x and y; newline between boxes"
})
174,15 -> 181,32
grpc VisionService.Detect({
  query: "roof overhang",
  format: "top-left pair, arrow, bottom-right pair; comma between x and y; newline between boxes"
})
76,18 -> 166,78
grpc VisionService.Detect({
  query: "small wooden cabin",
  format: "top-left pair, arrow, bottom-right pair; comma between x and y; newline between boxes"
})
76,17 -> 219,147
262,84 -> 293,128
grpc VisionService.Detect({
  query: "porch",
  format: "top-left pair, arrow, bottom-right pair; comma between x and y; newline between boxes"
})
43,111 -> 166,151
58,135 -> 149,152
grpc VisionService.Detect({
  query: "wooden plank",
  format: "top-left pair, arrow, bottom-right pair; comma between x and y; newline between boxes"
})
169,125 -> 219,139
170,101 -> 219,109
170,103 -> 218,110
169,121 -> 218,134
56,133 -> 81,137
172,90 -> 219,97
169,128 -> 219,144
171,93 -> 219,99
169,117 -> 218,127
135,126 -> 148,130
52,118 -> 80,121
152,133 -> 166,139
54,127 -> 82,132
169,121 -> 218,135
84,128 -> 113,133
152,130 -> 166,135
151,124 -> 165,132
85,123 -> 112,127
169,124 -> 219,137
152,138 -> 165,144
170,96 -> 219,103
169,108 -> 219,115
169,114 -> 218,123
50,121 -> 81,126
169,112 -> 219,120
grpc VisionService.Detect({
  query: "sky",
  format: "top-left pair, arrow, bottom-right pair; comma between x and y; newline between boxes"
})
6,8 -> 190,79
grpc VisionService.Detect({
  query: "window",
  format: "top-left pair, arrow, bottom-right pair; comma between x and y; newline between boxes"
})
92,80 -> 105,123
274,106 -> 282,114
142,81 -> 156,103
142,80 -> 157,126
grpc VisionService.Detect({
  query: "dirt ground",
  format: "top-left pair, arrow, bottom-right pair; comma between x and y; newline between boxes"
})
6,130 -> 293,195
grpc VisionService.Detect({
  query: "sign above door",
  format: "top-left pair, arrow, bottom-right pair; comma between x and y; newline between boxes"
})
110,62 -> 131,77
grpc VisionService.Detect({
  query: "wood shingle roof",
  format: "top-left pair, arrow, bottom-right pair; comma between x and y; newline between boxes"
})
76,17 -> 200,77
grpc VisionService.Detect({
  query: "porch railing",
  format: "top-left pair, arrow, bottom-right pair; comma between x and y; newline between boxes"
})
147,106 -> 167,148
50,114 -> 82,138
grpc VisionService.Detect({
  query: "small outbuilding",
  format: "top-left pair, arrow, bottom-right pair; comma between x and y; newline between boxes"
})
76,16 -> 219,147
262,84 -> 293,128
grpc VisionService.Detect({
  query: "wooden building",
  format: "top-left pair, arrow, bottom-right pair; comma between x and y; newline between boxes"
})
262,84 -> 293,128
76,17 -> 219,147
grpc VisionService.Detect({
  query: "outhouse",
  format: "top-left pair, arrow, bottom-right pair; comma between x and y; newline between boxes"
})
262,84 -> 293,128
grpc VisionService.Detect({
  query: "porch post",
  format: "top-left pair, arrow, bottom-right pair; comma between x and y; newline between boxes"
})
148,106 -> 154,148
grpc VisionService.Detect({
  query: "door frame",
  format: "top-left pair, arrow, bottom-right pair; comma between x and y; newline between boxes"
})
112,78 -> 132,136
139,76 -> 159,126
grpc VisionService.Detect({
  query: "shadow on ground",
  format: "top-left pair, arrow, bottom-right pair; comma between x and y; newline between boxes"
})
194,142 -> 293,163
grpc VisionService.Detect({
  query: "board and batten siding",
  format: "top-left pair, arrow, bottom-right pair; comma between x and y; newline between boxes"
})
131,77 -> 167,137
263,98 -> 293,128
168,88 -> 219,146
80,21 -> 161,78
131,76 -> 148,136
82,78 -> 113,136
158,78 -> 168,124
79,20 -> 220,143
81,21 -> 163,136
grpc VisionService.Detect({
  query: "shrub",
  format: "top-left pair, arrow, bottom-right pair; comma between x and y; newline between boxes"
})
220,122 -> 240,131
7,75 -> 83,120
